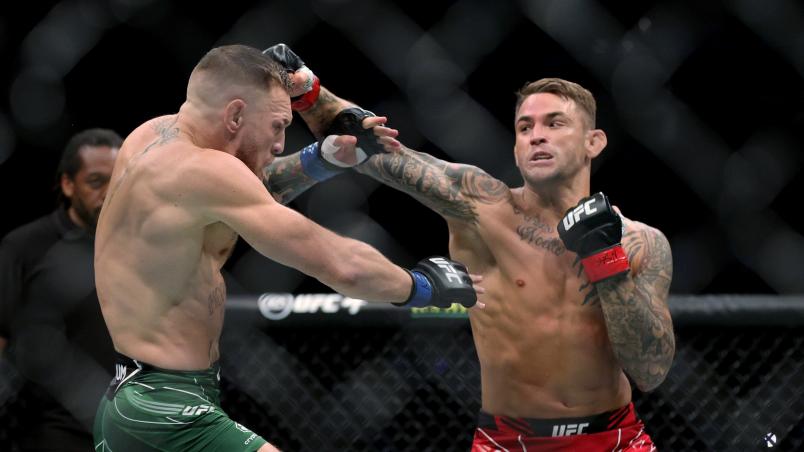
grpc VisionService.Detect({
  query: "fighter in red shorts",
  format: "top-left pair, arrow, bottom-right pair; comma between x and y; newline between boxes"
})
263,44 -> 674,451
474,402 -> 654,451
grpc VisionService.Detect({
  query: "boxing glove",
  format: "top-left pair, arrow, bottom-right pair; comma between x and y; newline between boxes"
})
323,107 -> 385,164
395,257 -> 477,308
557,192 -> 630,283
262,43 -> 320,111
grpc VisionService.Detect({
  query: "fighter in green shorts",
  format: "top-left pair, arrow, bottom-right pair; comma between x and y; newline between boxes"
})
93,355 -> 266,452
91,44 -> 480,452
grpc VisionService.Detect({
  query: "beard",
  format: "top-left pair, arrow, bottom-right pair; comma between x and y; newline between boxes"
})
71,197 -> 101,233
234,136 -> 263,179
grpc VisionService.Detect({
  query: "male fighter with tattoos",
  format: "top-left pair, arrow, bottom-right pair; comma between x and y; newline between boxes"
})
264,44 -> 674,451
92,45 -> 479,452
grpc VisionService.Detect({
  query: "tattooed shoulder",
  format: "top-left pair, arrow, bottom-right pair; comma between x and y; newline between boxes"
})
152,116 -> 180,144
453,165 -> 510,204
106,116 -> 180,204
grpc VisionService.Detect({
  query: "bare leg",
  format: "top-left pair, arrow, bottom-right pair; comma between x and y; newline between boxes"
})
258,443 -> 281,452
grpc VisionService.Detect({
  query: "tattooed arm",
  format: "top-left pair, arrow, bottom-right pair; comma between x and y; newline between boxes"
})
262,155 -> 319,204
596,224 -> 675,392
296,87 -> 354,139
263,86 -> 510,218
354,146 -> 509,224
262,88 -> 355,204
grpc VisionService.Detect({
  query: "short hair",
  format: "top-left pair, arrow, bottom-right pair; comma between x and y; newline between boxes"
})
515,78 -> 597,128
57,128 -> 123,180
192,44 -> 290,95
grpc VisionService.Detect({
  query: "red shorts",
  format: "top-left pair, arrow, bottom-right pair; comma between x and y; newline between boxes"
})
471,403 -> 655,451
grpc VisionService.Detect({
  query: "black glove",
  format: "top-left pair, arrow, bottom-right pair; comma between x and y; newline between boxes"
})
262,43 -> 306,71
395,257 -> 477,308
324,107 -> 385,162
262,43 -> 320,111
557,192 -> 630,283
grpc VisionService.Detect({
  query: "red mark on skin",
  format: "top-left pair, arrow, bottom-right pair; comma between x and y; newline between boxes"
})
516,279 -> 526,287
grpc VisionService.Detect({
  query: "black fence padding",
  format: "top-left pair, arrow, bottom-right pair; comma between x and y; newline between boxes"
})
213,321 -> 803,451
2,297 -> 803,451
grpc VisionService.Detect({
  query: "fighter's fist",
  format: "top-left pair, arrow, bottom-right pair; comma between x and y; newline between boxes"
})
262,43 -> 306,71
324,108 -> 389,161
557,192 -> 630,283
262,43 -> 320,111
395,257 -> 477,308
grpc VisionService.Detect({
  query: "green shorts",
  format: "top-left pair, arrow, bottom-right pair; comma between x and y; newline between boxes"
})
93,354 -> 267,452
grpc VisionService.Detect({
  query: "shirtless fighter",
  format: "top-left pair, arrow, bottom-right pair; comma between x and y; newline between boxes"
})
91,45 -> 478,452
263,44 -> 674,451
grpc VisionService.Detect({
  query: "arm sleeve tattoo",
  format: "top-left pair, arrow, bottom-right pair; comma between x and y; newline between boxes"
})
261,87 -> 353,202
595,227 -> 675,392
354,146 -> 509,224
262,154 -> 319,204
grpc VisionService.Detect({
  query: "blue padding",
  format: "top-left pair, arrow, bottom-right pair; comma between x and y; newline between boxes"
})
406,271 -> 433,307
299,142 -> 341,181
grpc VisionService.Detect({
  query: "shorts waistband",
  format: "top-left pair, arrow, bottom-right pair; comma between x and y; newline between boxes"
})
477,403 -> 639,437
114,352 -> 220,379
107,353 -> 221,400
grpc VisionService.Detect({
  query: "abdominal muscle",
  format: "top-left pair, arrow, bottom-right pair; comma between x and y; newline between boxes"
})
468,273 -> 631,418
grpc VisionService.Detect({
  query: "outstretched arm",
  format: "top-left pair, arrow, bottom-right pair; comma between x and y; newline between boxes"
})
262,86 -> 355,203
267,86 -> 509,222
193,151 -> 480,308
296,87 -> 355,139
355,147 -> 509,225
595,224 -> 675,392
261,43 -> 361,203
261,43 -> 509,218
261,150 -> 316,205
262,87 -> 395,204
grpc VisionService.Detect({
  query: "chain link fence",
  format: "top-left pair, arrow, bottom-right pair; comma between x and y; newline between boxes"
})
5,296 -> 800,451
2,0 -> 803,295
2,1 -> 803,451
219,296 -> 804,451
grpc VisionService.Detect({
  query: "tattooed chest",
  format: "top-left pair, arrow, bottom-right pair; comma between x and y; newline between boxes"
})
510,208 -> 599,306
513,210 -> 566,257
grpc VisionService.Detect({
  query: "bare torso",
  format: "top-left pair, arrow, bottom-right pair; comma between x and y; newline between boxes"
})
451,187 -> 631,418
95,115 -> 236,370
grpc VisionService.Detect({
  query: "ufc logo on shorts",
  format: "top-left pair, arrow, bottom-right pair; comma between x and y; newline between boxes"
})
182,404 -> 213,416
551,422 -> 589,437
562,199 -> 598,230
114,364 -> 127,381
430,257 -> 462,283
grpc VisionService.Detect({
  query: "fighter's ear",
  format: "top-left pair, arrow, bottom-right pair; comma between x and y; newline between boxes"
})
586,128 -> 607,159
223,99 -> 246,133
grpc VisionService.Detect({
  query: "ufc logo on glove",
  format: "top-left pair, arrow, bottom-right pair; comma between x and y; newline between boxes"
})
561,199 -> 599,230
430,257 -> 463,284
557,193 -> 630,283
